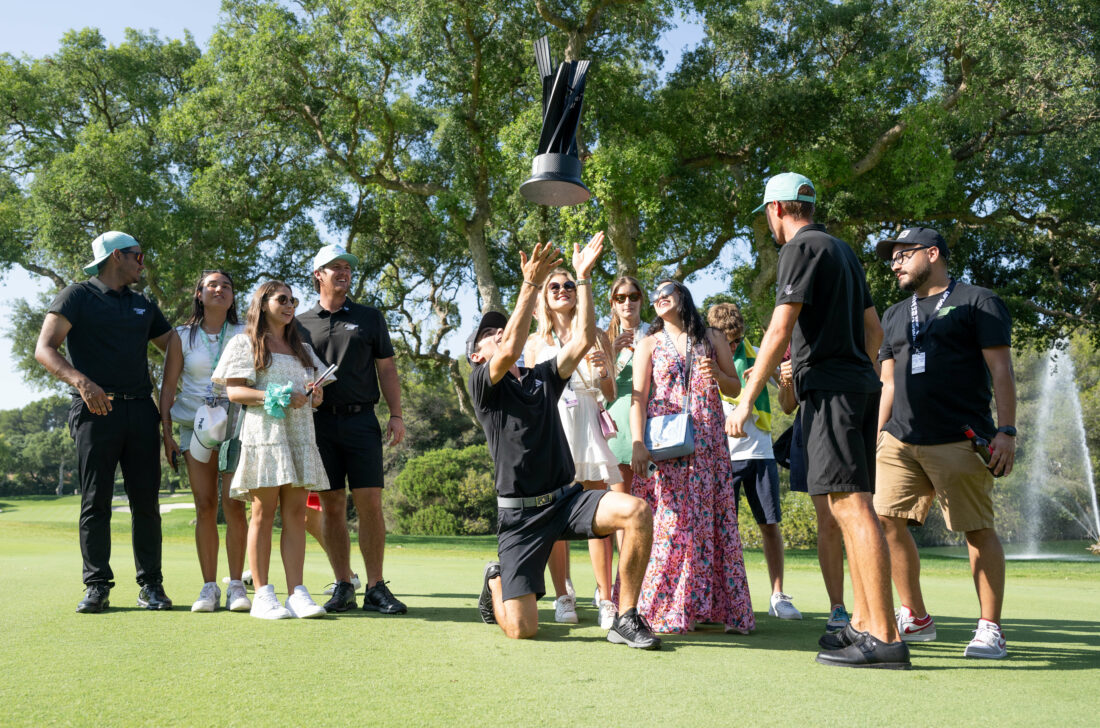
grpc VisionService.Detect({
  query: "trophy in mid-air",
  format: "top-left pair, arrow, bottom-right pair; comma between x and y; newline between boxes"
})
519,36 -> 591,207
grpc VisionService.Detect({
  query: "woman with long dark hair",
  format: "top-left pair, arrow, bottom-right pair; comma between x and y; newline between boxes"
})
160,270 -> 250,613
628,279 -> 755,634
212,280 -> 329,620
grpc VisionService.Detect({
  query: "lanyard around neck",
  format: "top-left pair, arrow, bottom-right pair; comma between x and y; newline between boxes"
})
909,280 -> 955,351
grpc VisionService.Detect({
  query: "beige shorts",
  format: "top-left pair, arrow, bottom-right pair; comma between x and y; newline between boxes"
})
874,430 -> 995,532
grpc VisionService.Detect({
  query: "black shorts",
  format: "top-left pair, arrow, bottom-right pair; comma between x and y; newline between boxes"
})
730,458 -> 781,524
789,417 -> 808,493
496,484 -> 607,602
313,408 -> 384,490
800,389 -> 879,497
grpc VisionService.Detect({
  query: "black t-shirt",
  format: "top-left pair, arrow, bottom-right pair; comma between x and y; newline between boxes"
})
297,299 -> 395,406
469,357 -> 575,498
48,278 -> 171,397
879,282 -> 1012,445
775,224 -> 879,395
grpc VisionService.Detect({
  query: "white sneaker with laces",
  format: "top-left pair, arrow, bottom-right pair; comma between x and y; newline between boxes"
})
825,604 -> 850,633
250,584 -> 291,620
191,582 -> 221,612
323,573 -> 362,595
598,600 -> 616,630
554,594 -> 578,624
896,605 -> 937,642
964,619 -> 1007,658
768,592 -> 802,620
226,580 -> 252,612
285,585 -> 326,619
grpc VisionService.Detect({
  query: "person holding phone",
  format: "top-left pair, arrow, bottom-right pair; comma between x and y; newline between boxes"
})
160,270 -> 250,613
213,281 -> 330,620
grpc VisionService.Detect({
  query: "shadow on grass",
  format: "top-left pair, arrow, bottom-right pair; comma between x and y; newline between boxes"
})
903,616 -> 1100,671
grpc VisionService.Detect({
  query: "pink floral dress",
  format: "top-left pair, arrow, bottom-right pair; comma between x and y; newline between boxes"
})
631,332 -> 755,634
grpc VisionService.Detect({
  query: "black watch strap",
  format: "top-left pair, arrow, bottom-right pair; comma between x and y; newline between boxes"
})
996,425 -> 1017,437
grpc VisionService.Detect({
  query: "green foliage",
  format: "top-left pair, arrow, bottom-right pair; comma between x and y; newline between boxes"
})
391,444 -> 495,535
0,395 -> 75,495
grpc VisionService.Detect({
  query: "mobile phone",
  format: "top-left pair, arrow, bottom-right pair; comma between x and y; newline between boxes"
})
170,451 -> 179,472
647,461 -> 658,476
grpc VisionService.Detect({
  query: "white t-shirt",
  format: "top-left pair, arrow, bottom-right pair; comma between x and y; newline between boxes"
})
721,399 -> 774,461
170,322 -> 246,424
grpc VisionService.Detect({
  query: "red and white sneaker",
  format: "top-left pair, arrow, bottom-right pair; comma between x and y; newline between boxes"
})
896,605 -> 937,642
964,619 -> 1007,658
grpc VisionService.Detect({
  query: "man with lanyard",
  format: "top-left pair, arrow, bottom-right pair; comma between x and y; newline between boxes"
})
35,231 -> 174,613
297,244 -> 408,615
873,226 -> 1016,658
727,173 -> 910,669
469,235 -> 659,649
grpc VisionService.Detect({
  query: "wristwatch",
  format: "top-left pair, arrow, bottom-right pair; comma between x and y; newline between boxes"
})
996,425 -> 1017,437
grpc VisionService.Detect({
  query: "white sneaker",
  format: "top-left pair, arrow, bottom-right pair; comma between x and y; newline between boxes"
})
285,585 -> 326,619
768,592 -> 802,620
191,582 -> 221,612
250,585 -> 291,620
964,619 -> 1007,658
225,580 -> 252,612
896,605 -> 937,642
564,577 -> 575,599
598,600 -> 616,630
323,573 -> 362,595
554,594 -> 578,624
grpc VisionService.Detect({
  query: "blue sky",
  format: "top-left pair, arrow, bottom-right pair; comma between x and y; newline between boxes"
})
0,2 -> 726,410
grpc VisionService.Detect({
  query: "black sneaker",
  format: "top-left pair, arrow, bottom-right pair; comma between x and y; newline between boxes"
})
815,632 -> 912,670
607,608 -> 662,650
819,622 -> 863,650
137,583 -> 173,610
323,581 -> 357,612
479,561 -> 501,624
362,580 -> 407,614
76,584 -> 110,614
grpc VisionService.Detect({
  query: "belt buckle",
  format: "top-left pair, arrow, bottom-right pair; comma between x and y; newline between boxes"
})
534,492 -> 553,507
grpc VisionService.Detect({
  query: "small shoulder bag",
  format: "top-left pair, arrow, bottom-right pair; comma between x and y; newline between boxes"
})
643,332 -> 696,461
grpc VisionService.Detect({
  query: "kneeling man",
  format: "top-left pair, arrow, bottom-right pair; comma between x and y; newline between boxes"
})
469,234 -> 659,649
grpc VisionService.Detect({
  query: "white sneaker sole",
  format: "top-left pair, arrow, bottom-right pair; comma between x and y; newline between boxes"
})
964,645 -> 1006,658
191,601 -> 216,613
555,612 -> 579,624
227,598 -> 252,612
250,608 -> 291,620
900,628 -> 937,642
768,605 -> 803,620
286,602 -> 327,619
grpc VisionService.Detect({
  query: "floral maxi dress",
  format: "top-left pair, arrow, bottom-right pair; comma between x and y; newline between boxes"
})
632,333 -> 755,634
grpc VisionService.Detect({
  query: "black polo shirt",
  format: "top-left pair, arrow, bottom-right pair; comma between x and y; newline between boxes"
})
775,224 -> 880,395
879,282 -> 1012,445
297,298 -> 395,407
48,278 -> 171,397
469,358 -> 575,499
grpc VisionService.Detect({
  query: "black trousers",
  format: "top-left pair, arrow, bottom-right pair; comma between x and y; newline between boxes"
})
69,397 -> 163,587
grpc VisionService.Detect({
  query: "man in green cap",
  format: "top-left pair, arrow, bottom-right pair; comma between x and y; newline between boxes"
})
35,231 -> 175,613
728,173 -> 910,669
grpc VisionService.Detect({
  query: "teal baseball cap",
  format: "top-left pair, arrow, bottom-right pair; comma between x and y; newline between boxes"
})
83,231 -> 141,275
752,172 -> 816,213
312,243 -> 359,272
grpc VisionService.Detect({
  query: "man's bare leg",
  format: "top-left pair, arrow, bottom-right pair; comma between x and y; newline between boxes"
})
759,522 -> 785,594
319,490 -> 354,582
829,492 -> 899,643
592,491 -> 653,612
351,488 -> 386,584
880,515 -> 927,616
813,494 -> 846,608
488,582 -> 539,639
966,528 -> 1005,623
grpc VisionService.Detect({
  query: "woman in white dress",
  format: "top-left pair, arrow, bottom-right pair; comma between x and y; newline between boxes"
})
524,267 -> 621,629
160,270 -> 250,613
212,280 -> 330,620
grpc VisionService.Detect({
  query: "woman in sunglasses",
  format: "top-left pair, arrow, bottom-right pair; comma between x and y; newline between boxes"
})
628,280 -> 755,635
524,267 -> 622,629
160,270 -> 251,614
212,281 -> 330,620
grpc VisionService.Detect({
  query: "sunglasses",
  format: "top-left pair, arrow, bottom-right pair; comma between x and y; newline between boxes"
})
612,292 -> 641,304
272,293 -> 299,307
651,284 -> 677,303
547,280 -> 576,294
119,248 -> 145,265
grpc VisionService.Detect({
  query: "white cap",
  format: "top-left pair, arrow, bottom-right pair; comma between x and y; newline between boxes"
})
312,244 -> 359,273
190,405 -> 228,464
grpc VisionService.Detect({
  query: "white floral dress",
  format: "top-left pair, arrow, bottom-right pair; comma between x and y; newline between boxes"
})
211,333 -> 331,500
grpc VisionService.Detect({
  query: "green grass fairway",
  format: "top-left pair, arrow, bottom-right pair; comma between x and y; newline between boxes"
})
2,495 -> 1099,726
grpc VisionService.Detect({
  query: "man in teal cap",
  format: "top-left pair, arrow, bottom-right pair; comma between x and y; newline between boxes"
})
35,231 -> 175,613
728,173 -> 911,669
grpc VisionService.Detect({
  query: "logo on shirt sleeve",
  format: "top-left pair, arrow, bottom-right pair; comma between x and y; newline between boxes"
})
344,323 -> 359,331
783,284 -> 794,296
133,307 -> 146,315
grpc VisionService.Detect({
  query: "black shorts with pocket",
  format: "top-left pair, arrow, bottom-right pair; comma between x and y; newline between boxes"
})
800,389 -> 880,497
496,484 -> 607,602
313,408 -> 384,490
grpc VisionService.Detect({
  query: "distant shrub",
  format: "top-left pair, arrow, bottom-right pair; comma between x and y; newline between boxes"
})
393,445 -> 495,535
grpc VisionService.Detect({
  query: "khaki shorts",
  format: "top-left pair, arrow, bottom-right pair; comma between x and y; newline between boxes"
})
874,431 -> 995,532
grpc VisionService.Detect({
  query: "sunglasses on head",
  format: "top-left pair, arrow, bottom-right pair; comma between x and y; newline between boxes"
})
651,284 -> 677,303
272,293 -> 299,307
119,248 -> 145,265
547,280 -> 576,294
612,292 -> 641,304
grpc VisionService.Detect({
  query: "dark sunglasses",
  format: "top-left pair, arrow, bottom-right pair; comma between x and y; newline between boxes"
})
119,248 -> 145,265
547,280 -> 576,294
651,283 -> 677,303
612,292 -> 641,304
272,293 -> 299,307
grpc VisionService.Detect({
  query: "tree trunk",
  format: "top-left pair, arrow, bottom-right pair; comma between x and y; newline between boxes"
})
465,216 -> 503,313
607,201 -> 639,277
57,458 -> 65,496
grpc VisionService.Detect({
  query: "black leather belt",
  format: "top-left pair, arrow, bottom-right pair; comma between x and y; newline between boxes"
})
317,402 -> 375,415
497,484 -> 573,510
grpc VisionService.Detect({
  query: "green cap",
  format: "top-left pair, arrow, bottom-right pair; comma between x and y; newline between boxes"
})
752,172 -> 816,213
83,231 -> 140,275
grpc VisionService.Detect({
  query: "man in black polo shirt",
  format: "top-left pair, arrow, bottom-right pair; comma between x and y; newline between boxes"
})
35,231 -> 174,613
727,173 -> 910,669
873,226 -> 1016,659
470,235 -> 658,649
297,244 -> 408,615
